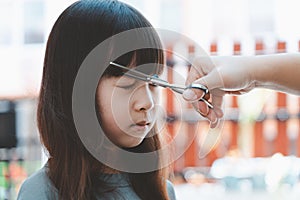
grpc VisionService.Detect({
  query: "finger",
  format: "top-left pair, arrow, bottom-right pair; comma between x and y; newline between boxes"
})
199,102 -> 209,116
193,102 -> 220,129
210,92 -> 224,118
182,87 -> 210,102
189,88 -> 223,118
213,106 -> 224,118
210,117 -> 219,129
193,101 -> 209,117
186,56 -> 215,85
199,109 -> 217,127
182,88 -> 204,102
192,69 -> 224,95
186,65 -> 203,85
193,94 -> 224,121
184,69 -> 223,103
184,67 -> 205,103
208,90 -> 225,128
206,109 -> 220,129
194,102 -> 214,123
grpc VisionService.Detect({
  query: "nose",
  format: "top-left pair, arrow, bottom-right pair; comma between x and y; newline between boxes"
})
133,84 -> 155,112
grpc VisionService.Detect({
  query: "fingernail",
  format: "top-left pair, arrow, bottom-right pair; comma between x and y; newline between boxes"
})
211,117 -> 218,124
210,119 -> 219,129
183,89 -> 197,101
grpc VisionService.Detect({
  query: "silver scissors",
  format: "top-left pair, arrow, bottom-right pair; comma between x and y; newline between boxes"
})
109,62 -> 213,109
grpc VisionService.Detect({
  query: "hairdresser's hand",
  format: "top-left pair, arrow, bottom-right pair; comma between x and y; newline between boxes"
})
183,56 -> 255,128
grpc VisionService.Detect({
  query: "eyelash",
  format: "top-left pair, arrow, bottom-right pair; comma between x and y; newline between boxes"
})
149,84 -> 158,88
120,83 -> 158,90
120,84 -> 135,90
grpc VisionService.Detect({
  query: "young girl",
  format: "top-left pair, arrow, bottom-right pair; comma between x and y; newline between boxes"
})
17,0 -> 176,199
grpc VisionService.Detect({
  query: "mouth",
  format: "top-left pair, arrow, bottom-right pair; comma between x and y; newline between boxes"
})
135,121 -> 151,126
130,121 -> 151,131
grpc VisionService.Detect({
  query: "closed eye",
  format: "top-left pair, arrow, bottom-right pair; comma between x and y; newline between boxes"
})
115,77 -> 137,90
117,83 -> 136,90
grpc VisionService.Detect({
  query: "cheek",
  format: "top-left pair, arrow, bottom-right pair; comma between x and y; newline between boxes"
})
110,91 -> 131,120
97,86 -> 131,130
98,98 -> 125,144
97,83 -> 114,124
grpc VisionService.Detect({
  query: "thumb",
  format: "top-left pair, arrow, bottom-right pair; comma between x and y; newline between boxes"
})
183,69 -> 223,101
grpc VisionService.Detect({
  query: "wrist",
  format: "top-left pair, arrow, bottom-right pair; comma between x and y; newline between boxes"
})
250,55 -> 271,88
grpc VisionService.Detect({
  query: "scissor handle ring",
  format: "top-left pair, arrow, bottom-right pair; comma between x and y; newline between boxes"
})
186,83 -> 213,109
186,83 -> 209,95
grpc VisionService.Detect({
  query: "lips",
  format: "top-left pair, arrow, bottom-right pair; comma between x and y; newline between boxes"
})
135,121 -> 150,126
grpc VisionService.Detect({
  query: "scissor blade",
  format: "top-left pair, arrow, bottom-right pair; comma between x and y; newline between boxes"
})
110,62 -> 170,86
153,80 -> 213,108
110,62 -> 213,108
109,62 -> 150,80
123,72 -> 149,82
148,77 -> 170,88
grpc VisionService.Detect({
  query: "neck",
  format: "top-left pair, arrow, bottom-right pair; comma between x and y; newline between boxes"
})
102,166 -> 120,174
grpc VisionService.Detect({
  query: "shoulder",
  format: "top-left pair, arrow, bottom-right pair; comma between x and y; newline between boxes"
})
166,180 -> 177,200
17,165 -> 57,200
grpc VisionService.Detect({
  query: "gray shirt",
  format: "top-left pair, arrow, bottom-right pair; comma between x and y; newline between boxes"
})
17,165 -> 176,200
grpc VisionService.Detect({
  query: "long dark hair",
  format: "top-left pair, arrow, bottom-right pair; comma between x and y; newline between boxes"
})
37,0 -> 169,199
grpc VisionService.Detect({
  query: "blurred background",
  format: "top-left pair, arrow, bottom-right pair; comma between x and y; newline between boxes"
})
0,0 -> 300,199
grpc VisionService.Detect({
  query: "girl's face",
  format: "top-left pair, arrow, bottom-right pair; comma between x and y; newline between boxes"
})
97,74 -> 159,148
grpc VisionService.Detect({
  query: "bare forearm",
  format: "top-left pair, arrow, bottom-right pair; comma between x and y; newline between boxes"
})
253,53 -> 300,95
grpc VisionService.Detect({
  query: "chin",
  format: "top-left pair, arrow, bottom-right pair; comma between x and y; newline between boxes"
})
127,140 -> 144,148
121,137 -> 145,149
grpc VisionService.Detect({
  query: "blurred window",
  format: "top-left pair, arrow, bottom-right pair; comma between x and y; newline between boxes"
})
0,2 -> 13,45
23,0 -> 45,44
